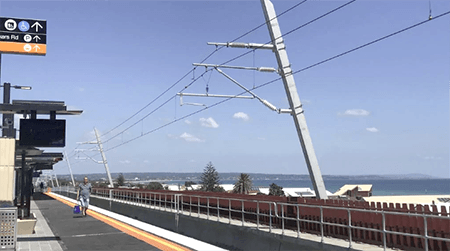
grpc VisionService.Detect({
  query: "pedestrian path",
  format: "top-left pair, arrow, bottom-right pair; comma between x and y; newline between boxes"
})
17,198 -> 63,251
29,193 -> 165,250
47,192 -> 226,251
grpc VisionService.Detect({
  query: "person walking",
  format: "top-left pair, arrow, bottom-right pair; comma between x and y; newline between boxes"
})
76,176 -> 92,217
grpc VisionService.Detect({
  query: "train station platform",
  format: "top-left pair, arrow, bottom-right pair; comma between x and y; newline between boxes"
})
17,192 -> 224,251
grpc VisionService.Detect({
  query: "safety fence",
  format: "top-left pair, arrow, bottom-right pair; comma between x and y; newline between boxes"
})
55,187 -> 450,251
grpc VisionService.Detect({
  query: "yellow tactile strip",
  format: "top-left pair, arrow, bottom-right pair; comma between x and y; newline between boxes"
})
44,192 -> 191,251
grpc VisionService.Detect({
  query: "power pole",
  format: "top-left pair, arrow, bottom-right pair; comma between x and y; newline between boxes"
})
94,128 -> 114,188
261,0 -> 328,199
53,173 -> 59,187
76,128 -> 114,188
64,151 -> 76,187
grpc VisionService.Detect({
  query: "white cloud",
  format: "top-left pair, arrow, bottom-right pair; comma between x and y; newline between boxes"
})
233,112 -> 250,121
366,127 -> 379,133
199,117 -> 219,128
184,120 -> 192,125
180,132 -> 204,142
338,109 -> 370,116
120,160 -> 131,164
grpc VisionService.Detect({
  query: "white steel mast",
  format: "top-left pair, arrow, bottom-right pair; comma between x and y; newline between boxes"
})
261,0 -> 328,199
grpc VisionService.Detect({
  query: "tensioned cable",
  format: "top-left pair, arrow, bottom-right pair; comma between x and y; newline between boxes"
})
99,1 -> 348,145
96,1 -> 308,140
102,10 -> 450,152
101,69 -> 214,144
220,0 -> 357,67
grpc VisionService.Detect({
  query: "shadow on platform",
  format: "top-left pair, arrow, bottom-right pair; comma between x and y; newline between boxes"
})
32,192 -> 54,201
17,236 -> 62,242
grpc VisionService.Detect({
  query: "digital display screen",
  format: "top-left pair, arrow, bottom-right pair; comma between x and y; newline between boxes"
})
19,119 -> 66,147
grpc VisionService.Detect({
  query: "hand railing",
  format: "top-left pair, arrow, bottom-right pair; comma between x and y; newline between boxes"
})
52,186 -> 450,251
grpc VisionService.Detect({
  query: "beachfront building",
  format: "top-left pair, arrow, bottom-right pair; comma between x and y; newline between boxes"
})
333,184 -> 373,199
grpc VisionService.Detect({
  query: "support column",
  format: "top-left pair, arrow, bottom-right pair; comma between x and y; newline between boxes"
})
64,151 -> 76,187
94,128 -> 114,188
261,0 -> 328,199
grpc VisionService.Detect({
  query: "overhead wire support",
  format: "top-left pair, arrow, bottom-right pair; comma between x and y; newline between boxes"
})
207,42 -> 274,50
178,93 -> 254,99
214,68 -> 280,112
75,128 -> 114,188
93,0 -> 307,141
193,63 -> 277,73
100,7 -> 450,157
63,0 -> 309,160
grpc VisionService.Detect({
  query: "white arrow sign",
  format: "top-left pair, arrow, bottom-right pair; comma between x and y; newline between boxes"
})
33,44 -> 40,52
33,35 -> 41,42
31,22 -> 43,32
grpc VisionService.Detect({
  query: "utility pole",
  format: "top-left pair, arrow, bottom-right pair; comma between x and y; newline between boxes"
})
76,128 -> 114,188
64,151 -> 76,187
94,128 -> 114,188
53,173 -> 59,187
261,0 -> 328,199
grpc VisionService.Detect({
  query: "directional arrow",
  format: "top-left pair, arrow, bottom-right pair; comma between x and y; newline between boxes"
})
33,35 -> 41,42
31,22 -> 43,32
33,44 -> 40,52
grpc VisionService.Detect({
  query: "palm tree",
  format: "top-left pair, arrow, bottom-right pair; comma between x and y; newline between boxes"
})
233,173 -> 252,194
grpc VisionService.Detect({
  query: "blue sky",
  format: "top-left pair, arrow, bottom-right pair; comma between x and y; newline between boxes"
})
0,0 -> 448,177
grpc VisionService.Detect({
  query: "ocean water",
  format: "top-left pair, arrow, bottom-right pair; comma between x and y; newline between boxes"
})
251,179 -> 450,196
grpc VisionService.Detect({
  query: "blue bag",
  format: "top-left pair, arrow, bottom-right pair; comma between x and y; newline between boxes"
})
73,205 -> 81,214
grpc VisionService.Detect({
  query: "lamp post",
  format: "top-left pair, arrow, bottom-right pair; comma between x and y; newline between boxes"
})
1,83 -> 32,138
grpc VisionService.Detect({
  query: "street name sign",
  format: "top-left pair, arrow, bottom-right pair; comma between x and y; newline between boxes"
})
0,17 -> 46,56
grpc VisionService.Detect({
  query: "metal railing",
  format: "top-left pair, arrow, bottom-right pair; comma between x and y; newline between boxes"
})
53,186 -> 450,251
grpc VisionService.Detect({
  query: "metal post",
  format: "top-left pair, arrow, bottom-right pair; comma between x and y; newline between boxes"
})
320,207 -> 324,242
348,209 -> 352,248
260,0 -> 328,199
2,82 -> 14,138
207,197 -> 210,220
382,212 -> 387,250
297,205 -> 300,238
49,175 -> 54,188
424,216 -> 429,251
94,128 -> 114,188
20,151 -> 26,219
217,198 -> 220,221
241,201 -> 244,226
54,173 -> 59,187
64,151 -> 76,187
25,168 -> 32,218
269,204 -> 272,233
228,199 -> 231,224
282,205 -> 285,235
257,201 -> 260,230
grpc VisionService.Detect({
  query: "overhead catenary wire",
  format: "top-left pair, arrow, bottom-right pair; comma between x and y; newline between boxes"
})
95,1 -> 309,140
101,69 -> 214,144
102,10 -> 450,153
98,0 -> 353,145
219,0 -> 357,67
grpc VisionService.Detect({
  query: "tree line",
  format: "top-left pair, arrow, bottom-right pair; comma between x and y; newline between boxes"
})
97,162 -> 285,196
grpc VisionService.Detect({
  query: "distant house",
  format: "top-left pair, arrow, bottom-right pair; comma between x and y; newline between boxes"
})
333,184 -> 373,199
257,187 -> 333,198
